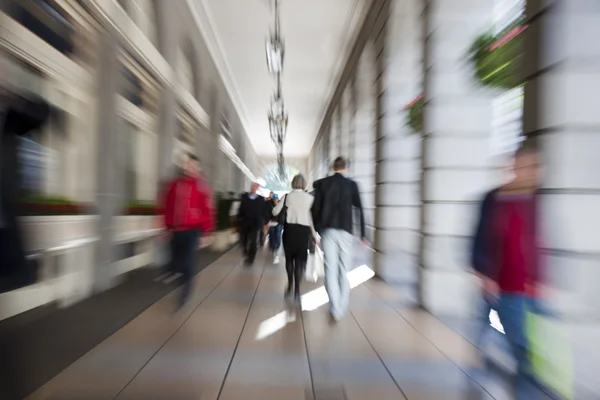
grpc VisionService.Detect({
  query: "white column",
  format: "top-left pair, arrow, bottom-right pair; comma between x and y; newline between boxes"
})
373,0 -> 423,284
340,86 -> 352,160
353,46 -> 377,244
420,0 -> 498,316
93,32 -> 120,291
524,2 -> 600,315
523,3 -> 600,393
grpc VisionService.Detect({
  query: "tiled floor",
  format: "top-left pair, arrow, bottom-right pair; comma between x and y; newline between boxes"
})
26,248 -> 516,400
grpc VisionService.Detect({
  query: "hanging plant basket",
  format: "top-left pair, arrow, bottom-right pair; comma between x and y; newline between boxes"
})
468,21 -> 527,90
403,94 -> 424,134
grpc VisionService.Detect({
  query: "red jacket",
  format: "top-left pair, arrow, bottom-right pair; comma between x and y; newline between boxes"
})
163,176 -> 213,232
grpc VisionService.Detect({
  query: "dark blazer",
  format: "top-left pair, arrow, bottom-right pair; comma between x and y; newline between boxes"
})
0,94 -> 50,292
237,193 -> 265,230
471,189 -> 498,279
311,173 -> 365,238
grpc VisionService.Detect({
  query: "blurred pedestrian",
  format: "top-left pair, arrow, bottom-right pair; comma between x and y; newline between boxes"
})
163,153 -> 213,309
237,182 -> 265,267
267,193 -> 284,264
471,144 -> 543,399
273,174 -> 317,303
312,157 -> 367,322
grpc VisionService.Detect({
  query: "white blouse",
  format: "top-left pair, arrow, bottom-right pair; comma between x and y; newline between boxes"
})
272,189 -> 315,231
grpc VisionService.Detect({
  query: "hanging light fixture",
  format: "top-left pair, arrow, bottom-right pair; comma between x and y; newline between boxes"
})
268,76 -> 288,151
266,0 -> 284,75
265,0 -> 287,180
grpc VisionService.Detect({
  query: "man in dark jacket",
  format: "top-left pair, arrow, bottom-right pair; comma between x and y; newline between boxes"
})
0,91 -> 50,293
237,182 -> 265,266
312,157 -> 366,322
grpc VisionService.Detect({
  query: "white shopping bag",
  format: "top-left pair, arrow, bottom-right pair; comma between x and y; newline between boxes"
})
305,252 -> 318,282
314,245 -> 325,278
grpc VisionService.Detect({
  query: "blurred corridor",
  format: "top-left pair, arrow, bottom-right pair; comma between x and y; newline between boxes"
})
1,0 -> 599,399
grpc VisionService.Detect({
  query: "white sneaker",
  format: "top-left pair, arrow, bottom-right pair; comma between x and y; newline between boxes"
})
273,256 -> 280,264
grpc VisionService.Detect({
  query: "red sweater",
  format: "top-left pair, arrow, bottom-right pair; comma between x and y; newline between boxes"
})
163,177 -> 213,232
492,194 -> 539,295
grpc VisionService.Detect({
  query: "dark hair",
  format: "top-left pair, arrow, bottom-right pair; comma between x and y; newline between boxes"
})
333,157 -> 347,171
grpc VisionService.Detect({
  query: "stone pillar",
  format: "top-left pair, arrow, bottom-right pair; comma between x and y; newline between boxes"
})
347,77 -> 357,175
328,113 -> 339,168
373,0 -> 422,285
340,86 -> 352,161
522,2 -> 600,393
93,32 -> 120,292
156,0 -> 178,189
353,46 -> 377,245
420,0 -> 497,316
524,1 -> 600,317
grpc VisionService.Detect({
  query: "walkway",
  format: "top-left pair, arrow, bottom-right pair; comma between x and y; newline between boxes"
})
27,248 -> 515,400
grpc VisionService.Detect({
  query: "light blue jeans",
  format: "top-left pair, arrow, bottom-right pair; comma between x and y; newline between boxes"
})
321,229 -> 354,319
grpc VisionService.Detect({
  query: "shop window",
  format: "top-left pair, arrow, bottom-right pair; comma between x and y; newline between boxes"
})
18,106 -> 65,195
120,67 -> 143,107
6,0 -> 74,56
120,119 -> 138,202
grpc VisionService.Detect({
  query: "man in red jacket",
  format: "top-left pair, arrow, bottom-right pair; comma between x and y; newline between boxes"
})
163,153 -> 213,308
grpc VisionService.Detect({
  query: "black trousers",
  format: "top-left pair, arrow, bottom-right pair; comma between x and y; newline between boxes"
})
170,229 -> 200,305
241,225 -> 260,264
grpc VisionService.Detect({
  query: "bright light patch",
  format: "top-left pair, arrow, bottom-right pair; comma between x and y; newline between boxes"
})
255,265 -> 375,340
489,309 -> 505,334
255,310 -> 297,340
300,264 -> 374,312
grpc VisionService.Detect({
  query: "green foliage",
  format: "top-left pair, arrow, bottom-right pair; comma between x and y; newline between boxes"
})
468,21 -> 526,90
406,97 -> 424,134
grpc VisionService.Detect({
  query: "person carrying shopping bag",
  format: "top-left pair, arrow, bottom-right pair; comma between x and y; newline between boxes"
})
272,174 -> 318,304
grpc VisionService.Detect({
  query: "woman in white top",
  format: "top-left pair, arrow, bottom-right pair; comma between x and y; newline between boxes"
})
272,174 -> 317,303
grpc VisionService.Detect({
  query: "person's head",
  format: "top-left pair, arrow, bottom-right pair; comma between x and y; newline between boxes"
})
268,191 -> 274,200
250,182 -> 259,194
291,174 -> 306,191
272,193 -> 279,204
510,145 -> 541,190
181,153 -> 199,178
332,157 -> 347,173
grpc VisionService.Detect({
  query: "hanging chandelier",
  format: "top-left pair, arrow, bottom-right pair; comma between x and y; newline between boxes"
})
265,0 -> 287,178
268,78 -> 288,149
266,0 -> 284,75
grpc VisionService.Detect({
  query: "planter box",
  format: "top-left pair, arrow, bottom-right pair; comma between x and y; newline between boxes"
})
3,215 -> 100,321
113,216 -> 164,274
19,215 -> 99,252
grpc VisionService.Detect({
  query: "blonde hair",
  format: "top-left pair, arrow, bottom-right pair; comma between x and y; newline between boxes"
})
291,174 -> 306,190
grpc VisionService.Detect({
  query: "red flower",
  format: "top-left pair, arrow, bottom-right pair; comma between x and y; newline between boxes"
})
487,25 -> 528,51
403,94 -> 424,110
